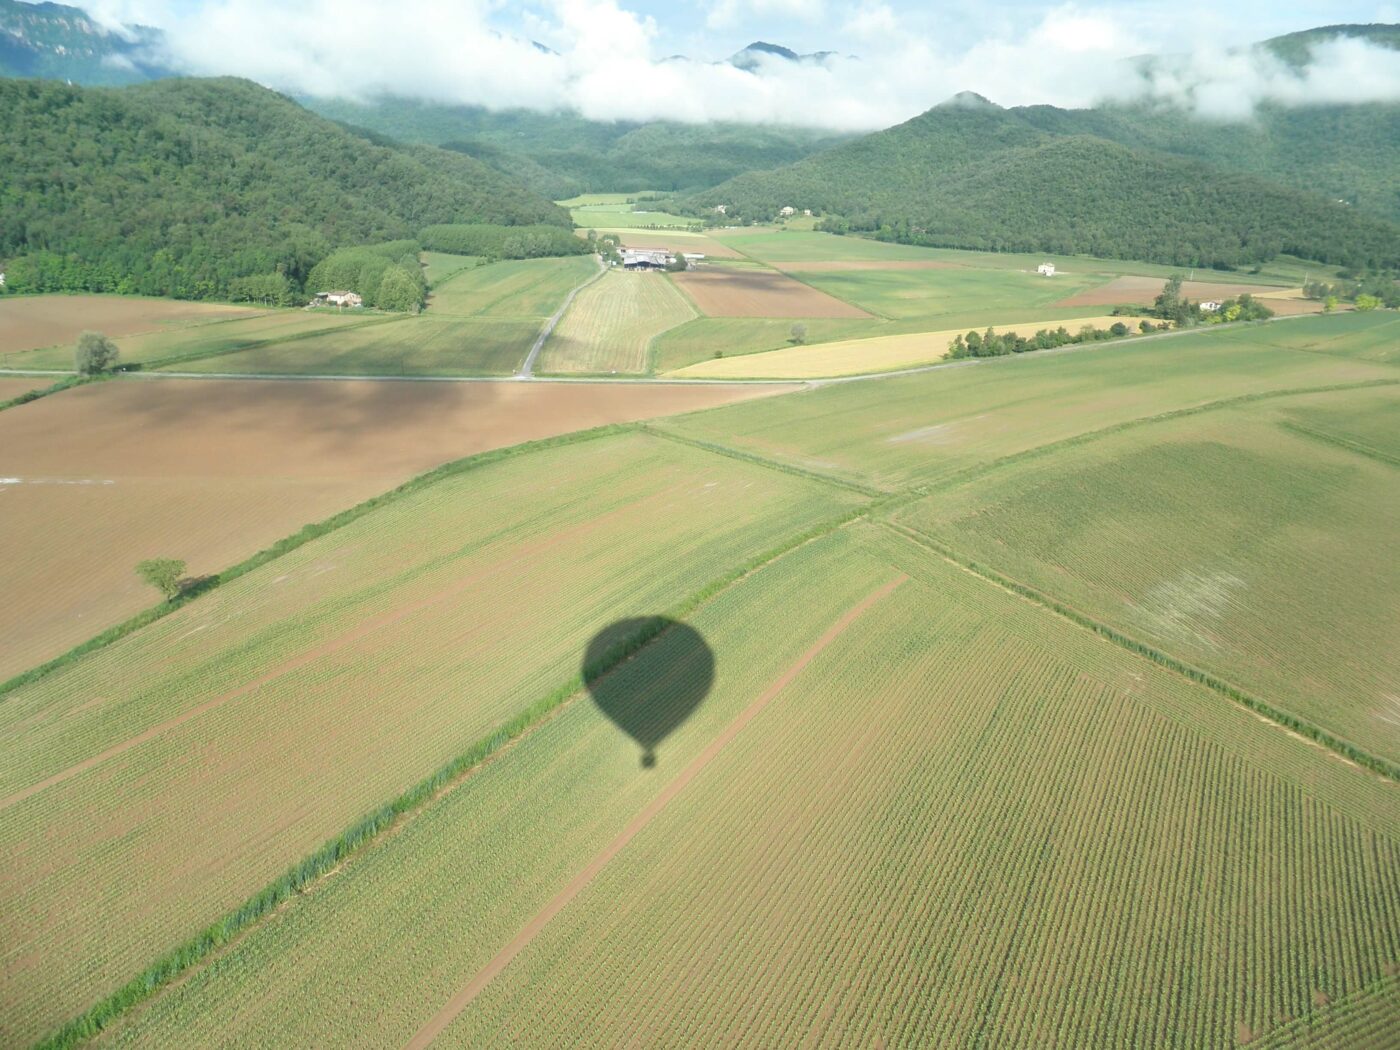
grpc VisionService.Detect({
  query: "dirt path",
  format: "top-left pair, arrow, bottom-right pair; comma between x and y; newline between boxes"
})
519,255 -> 606,378
402,573 -> 908,1049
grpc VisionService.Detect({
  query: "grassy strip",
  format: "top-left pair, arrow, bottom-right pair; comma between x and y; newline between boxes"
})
0,373 -> 99,412
913,377 -> 1400,498
641,423 -> 886,497
31,503 -> 871,1050
139,313 -> 402,371
1278,420 -> 1400,468
0,423 -> 638,703
887,521 -> 1400,783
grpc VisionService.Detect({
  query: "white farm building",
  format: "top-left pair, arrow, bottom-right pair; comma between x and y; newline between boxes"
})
1037,263 -> 1057,277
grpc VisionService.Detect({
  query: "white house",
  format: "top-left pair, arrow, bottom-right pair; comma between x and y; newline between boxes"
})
779,205 -> 796,218
1037,262 -> 1056,277
316,290 -> 363,308
714,204 -> 728,215
1200,300 -> 1223,312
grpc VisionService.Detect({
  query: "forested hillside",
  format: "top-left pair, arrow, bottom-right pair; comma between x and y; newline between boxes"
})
0,77 -> 570,299
0,0 -> 169,85
308,96 -> 851,198
687,94 -> 1400,270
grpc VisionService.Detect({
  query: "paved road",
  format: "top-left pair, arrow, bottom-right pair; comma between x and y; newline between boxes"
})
517,255 -> 607,379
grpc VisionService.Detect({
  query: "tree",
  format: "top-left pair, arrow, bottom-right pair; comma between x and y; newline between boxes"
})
1109,321 -> 1130,336
374,265 -> 425,312
74,330 -> 119,374
1323,295 -> 1338,312
136,558 -> 187,600
789,323 -> 808,345
1355,293 -> 1382,311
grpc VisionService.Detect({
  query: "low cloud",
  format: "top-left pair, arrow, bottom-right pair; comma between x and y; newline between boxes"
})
114,0 -> 1400,129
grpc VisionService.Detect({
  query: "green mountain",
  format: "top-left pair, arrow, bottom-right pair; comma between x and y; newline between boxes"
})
0,0 -> 169,84
0,77 -> 571,299
305,96 -> 852,198
685,91 -> 1400,270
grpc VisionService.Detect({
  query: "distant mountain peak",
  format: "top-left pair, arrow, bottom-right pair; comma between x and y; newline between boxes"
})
729,40 -> 840,71
940,91 -> 1000,110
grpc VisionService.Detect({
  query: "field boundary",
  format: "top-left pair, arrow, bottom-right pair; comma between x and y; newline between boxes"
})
641,423 -> 886,497
403,572 -> 909,1049
0,423 -> 640,703
0,373 -> 100,413
1278,420 -> 1400,468
140,313 -> 403,372
885,521 -> 1400,782
29,505 -> 875,1050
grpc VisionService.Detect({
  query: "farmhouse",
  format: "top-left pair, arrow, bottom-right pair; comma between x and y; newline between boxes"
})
779,206 -> 796,218
1200,300 -> 1222,312
315,290 -> 363,308
1037,263 -> 1056,277
620,248 -> 672,270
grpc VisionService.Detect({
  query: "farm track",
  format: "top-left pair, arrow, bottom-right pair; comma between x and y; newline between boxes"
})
403,574 -> 908,1049
518,255 -> 605,378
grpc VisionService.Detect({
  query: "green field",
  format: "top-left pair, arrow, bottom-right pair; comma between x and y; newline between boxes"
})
162,258 -> 599,377
567,196 -> 703,229
7,312 -> 1399,1049
795,266 -> 1100,321
0,431 -> 861,1046
537,270 -> 696,374
420,251 -> 481,285
652,316 -> 882,372
1,308 -> 377,371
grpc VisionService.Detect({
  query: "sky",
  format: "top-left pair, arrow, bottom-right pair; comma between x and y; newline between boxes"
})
68,0 -> 1400,128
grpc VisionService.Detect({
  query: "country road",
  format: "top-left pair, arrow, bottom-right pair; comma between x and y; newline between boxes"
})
517,254 -> 607,378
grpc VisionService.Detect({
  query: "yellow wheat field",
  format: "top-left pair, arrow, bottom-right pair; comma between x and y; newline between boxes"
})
669,315 -> 1130,379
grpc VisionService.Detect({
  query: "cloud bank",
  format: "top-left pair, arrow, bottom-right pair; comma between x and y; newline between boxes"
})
109,0 -> 1400,128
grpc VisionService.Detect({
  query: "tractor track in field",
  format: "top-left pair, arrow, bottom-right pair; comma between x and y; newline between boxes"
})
402,573 -> 908,1049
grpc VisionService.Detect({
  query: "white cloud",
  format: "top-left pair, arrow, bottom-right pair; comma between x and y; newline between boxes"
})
705,0 -> 826,31
123,0 -> 1400,129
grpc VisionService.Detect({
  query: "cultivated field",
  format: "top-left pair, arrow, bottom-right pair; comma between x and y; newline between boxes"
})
0,429 -> 850,1046
602,229 -> 743,259
0,378 -> 793,678
87,523 -> 1400,1048
1056,275 -> 1292,307
670,268 -> 870,318
6,311 -> 1398,1050
0,376 -> 52,402
0,295 -> 263,355
671,314 -> 1127,379
798,266 -> 1101,322
538,270 -> 696,374
659,318 -> 1400,489
653,316 -> 881,373
896,392 -> 1400,765
421,251 -> 481,285
167,315 -> 542,375
426,256 -> 597,318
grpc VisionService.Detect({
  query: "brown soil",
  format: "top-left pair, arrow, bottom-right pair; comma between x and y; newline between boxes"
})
1056,276 -> 1289,308
0,377 -> 795,678
670,270 -> 870,319
402,574 -> 908,1049
0,296 -> 263,354
778,261 -> 961,272
0,377 -> 52,401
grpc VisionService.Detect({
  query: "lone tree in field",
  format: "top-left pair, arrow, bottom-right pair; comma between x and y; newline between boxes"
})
74,330 -> 119,374
136,558 -> 187,601
789,322 -> 808,345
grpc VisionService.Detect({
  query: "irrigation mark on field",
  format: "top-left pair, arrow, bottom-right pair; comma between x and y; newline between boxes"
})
519,254 -> 606,378
402,573 -> 908,1049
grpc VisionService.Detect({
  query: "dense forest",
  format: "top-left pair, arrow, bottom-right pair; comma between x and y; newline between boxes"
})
419,224 -> 591,259
308,97 -> 851,199
685,94 -> 1400,270
0,78 -> 569,300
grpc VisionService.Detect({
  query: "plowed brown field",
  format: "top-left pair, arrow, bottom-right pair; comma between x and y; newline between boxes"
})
671,269 -> 871,318
0,377 -> 794,677
1056,276 -> 1290,308
0,377 -> 51,401
0,295 -> 264,354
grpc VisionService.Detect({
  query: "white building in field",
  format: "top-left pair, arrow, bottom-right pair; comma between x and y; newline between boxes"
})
316,290 -> 363,307
1037,262 -> 1056,277
1200,300 -> 1222,312
779,205 -> 796,218
620,248 -> 671,269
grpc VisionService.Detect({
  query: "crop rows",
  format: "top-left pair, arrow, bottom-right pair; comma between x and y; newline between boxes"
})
539,270 -> 695,374
0,431 -> 863,1047
89,530 -> 901,1047
896,406 -> 1400,767
440,540 -> 1400,1048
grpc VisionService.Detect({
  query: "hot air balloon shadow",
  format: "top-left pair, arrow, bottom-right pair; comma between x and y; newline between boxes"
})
584,617 -> 715,769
